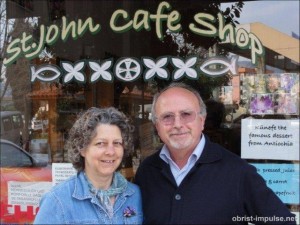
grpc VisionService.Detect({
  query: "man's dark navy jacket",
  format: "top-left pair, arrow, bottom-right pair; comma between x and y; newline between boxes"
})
135,135 -> 296,225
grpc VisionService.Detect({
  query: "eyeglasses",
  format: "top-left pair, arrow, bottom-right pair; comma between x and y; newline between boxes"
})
156,111 -> 200,125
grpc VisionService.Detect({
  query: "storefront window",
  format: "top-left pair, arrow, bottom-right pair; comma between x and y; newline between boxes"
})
1,0 -> 299,223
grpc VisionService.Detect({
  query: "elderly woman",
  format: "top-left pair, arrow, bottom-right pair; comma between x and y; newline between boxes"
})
34,107 -> 143,224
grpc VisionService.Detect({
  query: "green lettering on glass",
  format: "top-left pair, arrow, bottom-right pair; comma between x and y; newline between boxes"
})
25,25 -> 46,60
77,17 -> 101,37
4,1 -> 264,66
110,1 -> 181,40
217,13 -> 235,44
249,32 -> 265,64
110,9 -> 133,32
4,17 -> 101,66
189,12 -> 264,64
189,12 -> 217,37
3,38 -> 22,66
45,24 -> 60,45
133,10 -> 151,31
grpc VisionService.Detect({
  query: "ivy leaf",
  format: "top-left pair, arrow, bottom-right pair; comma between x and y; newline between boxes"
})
223,7 -> 230,16
234,9 -> 240,18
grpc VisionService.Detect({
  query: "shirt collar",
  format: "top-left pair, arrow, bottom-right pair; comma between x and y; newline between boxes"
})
159,135 -> 206,164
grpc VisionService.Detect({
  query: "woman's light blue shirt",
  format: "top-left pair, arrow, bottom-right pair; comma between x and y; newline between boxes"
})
34,172 -> 143,224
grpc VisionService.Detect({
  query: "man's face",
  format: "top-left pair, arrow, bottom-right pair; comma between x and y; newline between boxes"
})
154,87 -> 205,154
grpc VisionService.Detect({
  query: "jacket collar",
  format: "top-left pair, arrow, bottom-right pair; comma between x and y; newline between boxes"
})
72,172 -> 95,200
72,171 -> 135,200
148,135 -> 223,186
196,134 -> 223,164
150,134 -> 223,169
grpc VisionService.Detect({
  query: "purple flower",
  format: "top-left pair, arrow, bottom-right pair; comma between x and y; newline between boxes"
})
250,95 -> 273,114
123,206 -> 136,217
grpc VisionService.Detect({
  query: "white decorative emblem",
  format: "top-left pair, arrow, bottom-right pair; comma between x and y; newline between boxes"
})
89,60 -> 113,82
200,56 -> 238,76
171,57 -> 198,80
115,58 -> 141,81
62,61 -> 85,83
30,64 -> 61,82
143,57 -> 169,80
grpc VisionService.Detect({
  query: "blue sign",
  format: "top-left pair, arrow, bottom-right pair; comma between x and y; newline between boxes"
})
251,163 -> 299,204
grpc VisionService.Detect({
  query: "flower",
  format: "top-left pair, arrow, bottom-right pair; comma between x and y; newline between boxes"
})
250,94 -> 273,114
123,206 -> 136,217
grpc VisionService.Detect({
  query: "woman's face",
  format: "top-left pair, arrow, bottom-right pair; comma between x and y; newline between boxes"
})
81,124 -> 124,180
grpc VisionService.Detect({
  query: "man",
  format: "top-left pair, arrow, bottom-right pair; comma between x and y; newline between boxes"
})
135,82 -> 296,224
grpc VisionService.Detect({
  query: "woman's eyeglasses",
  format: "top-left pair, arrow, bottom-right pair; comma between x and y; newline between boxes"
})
156,111 -> 200,125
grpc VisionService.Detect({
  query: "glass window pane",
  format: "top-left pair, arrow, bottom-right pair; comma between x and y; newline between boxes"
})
0,143 -> 33,167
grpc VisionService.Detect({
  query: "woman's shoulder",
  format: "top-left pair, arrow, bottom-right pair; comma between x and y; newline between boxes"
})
126,181 -> 142,196
127,181 -> 140,190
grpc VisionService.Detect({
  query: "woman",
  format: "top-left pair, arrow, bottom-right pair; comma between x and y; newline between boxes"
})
34,107 -> 143,224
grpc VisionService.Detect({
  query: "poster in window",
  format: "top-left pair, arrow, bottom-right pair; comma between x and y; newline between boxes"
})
251,163 -> 299,204
249,93 -> 274,115
241,118 -> 299,161
246,73 -> 299,115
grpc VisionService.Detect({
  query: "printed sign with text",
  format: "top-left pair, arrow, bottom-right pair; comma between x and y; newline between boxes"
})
251,163 -> 299,204
241,119 -> 299,160
8,181 -> 52,207
52,163 -> 77,186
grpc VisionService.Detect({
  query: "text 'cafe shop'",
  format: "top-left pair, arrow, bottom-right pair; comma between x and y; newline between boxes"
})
0,0 -> 299,224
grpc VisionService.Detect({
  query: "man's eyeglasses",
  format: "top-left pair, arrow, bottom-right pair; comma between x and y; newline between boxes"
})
156,111 -> 201,125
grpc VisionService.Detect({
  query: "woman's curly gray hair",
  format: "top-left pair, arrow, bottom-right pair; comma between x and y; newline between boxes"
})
65,107 -> 134,172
